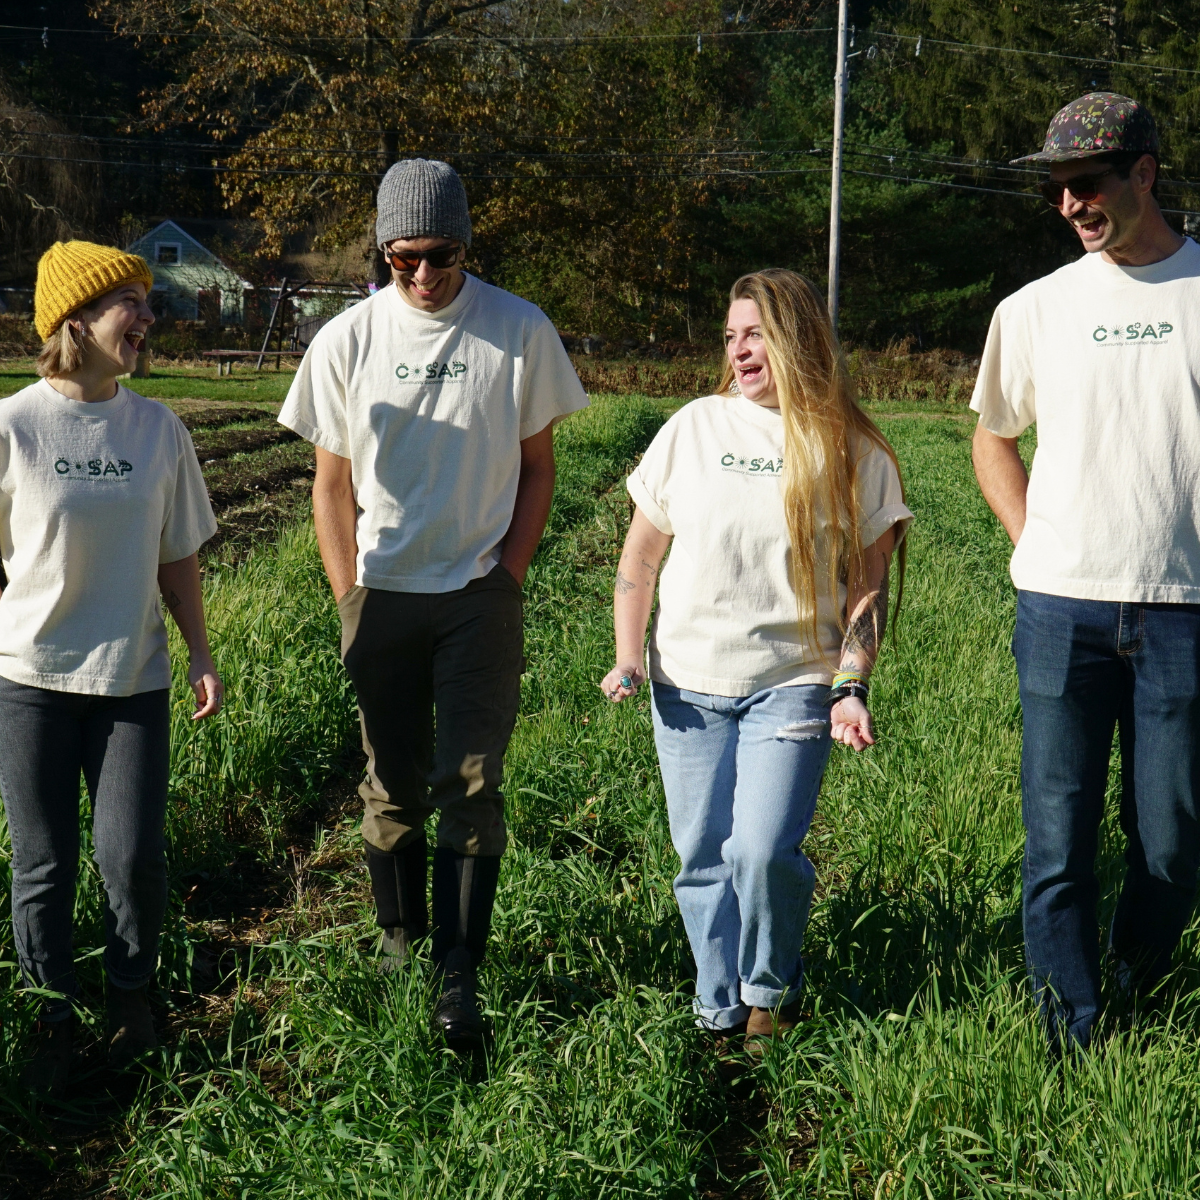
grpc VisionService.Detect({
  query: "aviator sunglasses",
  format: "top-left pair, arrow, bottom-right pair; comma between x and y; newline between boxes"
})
385,243 -> 464,271
1038,167 -> 1117,208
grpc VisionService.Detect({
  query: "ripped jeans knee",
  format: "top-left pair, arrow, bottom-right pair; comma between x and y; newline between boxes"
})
775,718 -> 829,742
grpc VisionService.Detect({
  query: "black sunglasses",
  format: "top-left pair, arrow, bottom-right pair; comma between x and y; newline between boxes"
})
1038,167 -> 1118,207
385,243 -> 463,271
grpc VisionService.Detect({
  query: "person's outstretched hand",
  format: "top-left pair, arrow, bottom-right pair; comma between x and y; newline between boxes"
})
831,695 -> 874,751
600,664 -> 645,703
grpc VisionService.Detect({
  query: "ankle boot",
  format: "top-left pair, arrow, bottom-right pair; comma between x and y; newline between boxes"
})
430,848 -> 501,1050
746,998 -> 801,1055
365,834 -> 429,969
108,983 -> 158,1068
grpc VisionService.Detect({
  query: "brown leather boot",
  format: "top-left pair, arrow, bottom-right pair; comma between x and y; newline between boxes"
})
746,999 -> 801,1053
108,983 -> 158,1069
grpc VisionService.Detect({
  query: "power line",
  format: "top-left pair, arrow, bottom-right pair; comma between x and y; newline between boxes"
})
7,129 -> 1200,199
866,27 -> 1200,79
5,15 -> 1200,81
0,147 -> 837,181
0,21 -> 831,44
2,141 -> 1194,211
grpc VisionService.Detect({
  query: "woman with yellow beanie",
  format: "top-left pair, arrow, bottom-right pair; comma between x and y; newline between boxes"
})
1,241 -> 222,1096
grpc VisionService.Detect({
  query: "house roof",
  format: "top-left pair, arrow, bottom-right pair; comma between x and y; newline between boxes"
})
130,220 -> 252,287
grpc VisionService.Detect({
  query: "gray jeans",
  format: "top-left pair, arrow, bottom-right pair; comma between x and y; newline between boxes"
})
0,677 -> 170,1018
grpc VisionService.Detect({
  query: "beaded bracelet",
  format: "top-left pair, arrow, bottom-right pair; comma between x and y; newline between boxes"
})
831,670 -> 868,691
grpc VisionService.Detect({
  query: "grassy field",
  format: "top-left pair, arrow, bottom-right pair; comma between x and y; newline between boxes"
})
0,361 -> 297,407
1,374 -> 1198,1196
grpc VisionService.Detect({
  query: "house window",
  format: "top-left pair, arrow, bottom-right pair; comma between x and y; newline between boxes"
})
155,243 -> 181,265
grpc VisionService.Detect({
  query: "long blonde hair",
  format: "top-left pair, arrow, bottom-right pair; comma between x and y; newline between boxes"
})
718,269 -> 905,654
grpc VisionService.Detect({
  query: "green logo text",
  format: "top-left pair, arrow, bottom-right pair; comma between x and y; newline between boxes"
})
395,360 -> 467,381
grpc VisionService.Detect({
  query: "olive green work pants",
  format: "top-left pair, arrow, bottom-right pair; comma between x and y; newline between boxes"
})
338,564 -> 524,857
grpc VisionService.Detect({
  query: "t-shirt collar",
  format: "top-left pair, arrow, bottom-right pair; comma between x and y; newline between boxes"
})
719,392 -> 783,430
34,378 -> 131,417
1084,236 -> 1200,285
383,270 -> 478,324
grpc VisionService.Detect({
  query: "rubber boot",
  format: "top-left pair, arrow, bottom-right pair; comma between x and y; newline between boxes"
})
108,983 -> 158,1068
21,1016 -> 73,1098
430,848 -> 501,1051
365,834 -> 429,970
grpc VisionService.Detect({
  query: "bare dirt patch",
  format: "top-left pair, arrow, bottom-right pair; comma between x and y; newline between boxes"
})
163,399 -> 277,431
193,426 -> 300,463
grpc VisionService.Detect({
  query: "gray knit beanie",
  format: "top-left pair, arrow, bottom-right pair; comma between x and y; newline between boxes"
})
375,159 -> 472,249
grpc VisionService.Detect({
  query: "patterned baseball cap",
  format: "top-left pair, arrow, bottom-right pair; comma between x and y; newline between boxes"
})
1011,92 -> 1159,164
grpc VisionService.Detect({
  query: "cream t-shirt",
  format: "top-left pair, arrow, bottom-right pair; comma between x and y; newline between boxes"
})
627,394 -> 912,697
279,273 -> 589,593
0,381 -> 217,696
972,237 -> 1200,602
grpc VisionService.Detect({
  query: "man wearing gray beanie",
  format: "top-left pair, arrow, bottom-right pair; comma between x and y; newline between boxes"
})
280,159 -> 589,1050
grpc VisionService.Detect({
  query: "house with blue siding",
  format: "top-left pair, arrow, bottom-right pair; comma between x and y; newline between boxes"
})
127,220 -> 251,324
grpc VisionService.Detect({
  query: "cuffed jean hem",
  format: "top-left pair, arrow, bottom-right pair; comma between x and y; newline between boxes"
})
30,989 -> 73,1021
694,998 -> 751,1031
107,966 -> 154,990
741,980 -> 801,1009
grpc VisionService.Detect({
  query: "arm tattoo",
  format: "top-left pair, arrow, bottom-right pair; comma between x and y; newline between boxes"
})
842,572 -> 889,658
165,589 -> 183,610
615,570 -> 636,595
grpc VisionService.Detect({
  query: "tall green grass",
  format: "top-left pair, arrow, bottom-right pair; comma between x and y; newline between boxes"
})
166,525 -> 356,857
4,394 -> 1199,1194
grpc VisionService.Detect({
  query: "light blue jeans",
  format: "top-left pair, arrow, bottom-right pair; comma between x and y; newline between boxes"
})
651,681 -> 832,1030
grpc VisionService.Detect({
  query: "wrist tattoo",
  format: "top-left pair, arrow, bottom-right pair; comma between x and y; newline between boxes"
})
842,573 -> 889,657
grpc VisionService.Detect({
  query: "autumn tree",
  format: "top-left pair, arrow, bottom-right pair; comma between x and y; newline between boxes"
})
97,0 -> 800,338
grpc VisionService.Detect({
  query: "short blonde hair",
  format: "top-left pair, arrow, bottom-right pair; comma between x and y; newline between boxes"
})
35,315 -> 87,377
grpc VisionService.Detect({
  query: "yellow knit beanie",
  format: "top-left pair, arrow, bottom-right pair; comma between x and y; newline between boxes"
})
34,241 -> 154,341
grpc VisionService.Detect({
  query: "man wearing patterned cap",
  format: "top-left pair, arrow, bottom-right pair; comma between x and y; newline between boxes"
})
280,160 -> 588,1049
972,93 -> 1200,1052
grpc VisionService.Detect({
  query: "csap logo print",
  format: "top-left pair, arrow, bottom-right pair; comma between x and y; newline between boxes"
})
54,457 -> 133,478
1092,320 -> 1174,344
720,452 -> 784,476
395,360 -> 467,382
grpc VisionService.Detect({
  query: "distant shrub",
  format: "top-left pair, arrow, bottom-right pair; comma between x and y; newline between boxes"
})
0,314 -> 38,355
569,341 -> 978,407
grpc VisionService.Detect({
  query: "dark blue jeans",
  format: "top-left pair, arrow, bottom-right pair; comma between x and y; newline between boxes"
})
0,678 -> 170,1019
1013,591 -> 1200,1050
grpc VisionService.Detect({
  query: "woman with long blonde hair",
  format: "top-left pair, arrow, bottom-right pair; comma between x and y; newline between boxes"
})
600,270 -> 912,1045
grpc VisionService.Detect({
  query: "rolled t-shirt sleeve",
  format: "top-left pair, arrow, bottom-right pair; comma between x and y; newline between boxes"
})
625,425 -> 674,535
970,302 -> 1036,438
160,420 -> 218,563
858,445 -> 914,548
278,324 -> 351,457
517,317 -> 590,440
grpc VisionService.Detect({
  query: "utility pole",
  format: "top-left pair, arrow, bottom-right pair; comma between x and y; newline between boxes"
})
827,0 -> 849,331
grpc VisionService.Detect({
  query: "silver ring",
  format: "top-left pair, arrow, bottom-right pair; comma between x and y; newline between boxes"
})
620,675 -> 633,689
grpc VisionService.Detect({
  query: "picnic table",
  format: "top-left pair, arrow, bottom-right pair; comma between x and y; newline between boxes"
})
203,349 -> 306,376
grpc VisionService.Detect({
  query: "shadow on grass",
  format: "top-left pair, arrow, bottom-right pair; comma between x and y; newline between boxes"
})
806,851 -> 1025,1018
